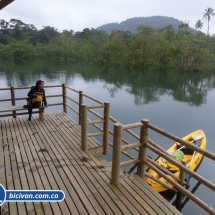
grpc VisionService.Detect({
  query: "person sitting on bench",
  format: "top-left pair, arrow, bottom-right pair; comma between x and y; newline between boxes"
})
23,80 -> 48,121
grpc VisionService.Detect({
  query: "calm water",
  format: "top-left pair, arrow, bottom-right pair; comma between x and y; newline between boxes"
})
1,61 -> 215,215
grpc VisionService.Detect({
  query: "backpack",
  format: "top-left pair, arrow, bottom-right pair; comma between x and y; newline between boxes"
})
27,86 -> 44,103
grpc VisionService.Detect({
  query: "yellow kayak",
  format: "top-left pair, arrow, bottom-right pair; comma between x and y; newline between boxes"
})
145,130 -> 206,193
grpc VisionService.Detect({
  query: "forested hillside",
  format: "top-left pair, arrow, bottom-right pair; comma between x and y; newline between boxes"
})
96,16 -> 195,34
0,18 -> 214,72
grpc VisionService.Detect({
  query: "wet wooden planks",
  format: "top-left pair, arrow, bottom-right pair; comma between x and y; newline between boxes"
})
0,112 -> 182,215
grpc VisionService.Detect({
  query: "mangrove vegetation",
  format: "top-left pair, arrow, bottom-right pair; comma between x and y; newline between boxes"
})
0,18 -> 215,72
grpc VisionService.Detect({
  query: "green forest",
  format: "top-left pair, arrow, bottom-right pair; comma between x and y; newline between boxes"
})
0,16 -> 215,72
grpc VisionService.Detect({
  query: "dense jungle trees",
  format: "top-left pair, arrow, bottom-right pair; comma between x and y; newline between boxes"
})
0,18 -> 215,72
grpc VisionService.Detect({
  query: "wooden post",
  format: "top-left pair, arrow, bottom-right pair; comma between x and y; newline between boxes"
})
10,86 -> 16,118
79,91 -> 83,125
39,107 -> 45,121
137,119 -> 149,178
62,83 -> 67,113
111,123 -> 122,185
103,102 -> 110,155
81,104 -> 88,150
176,159 -> 187,210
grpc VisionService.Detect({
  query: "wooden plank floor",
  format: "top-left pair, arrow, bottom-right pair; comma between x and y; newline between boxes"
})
0,112 -> 183,215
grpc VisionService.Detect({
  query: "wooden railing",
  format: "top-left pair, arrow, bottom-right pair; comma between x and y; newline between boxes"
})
0,85 -> 63,117
81,103 -> 110,154
110,119 -> 215,214
0,84 -> 110,155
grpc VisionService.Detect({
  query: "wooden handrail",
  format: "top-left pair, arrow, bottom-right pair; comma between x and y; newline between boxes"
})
0,94 -> 63,102
46,94 -> 63,98
109,115 -> 118,123
66,86 -> 79,93
43,85 -> 62,88
109,129 -> 139,152
120,159 -> 139,168
109,141 -> 136,160
0,98 -> 11,102
0,85 -> 62,90
49,103 -> 63,106
121,142 -> 141,151
0,111 -> 39,117
82,93 -> 103,104
87,119 -> 104,125
88,109 -> 103,119
109,115 -> 141,152
122,122 -> 142,130
0,87 -> 11,90
87,104 -> 105,109
66,96 -> 79,105
87,132 -> 104,137
66,104 -> 79,115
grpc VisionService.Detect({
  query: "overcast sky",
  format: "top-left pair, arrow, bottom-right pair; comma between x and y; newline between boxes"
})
1,0 -> 215,34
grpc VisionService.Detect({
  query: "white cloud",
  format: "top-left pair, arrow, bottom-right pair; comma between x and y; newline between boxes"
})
1,0 -> 215,34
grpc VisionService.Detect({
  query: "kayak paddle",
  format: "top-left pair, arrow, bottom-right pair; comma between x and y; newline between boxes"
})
177,135 -> 204,151
185,141 -> 201,181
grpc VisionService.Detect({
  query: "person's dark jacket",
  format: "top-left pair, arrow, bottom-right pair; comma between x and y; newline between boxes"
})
27,86 -> 47,105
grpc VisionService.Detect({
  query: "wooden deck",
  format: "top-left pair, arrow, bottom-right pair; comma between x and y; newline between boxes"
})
0,112 -> 182,215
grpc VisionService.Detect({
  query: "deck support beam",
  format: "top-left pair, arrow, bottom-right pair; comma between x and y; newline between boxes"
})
103,102 -> 110,155
81,104 -> 88,150
79,91 -> 83,125
111,123 -> 122,185
137,119 -> 149,178
176,159 -> 187,210
10,86 -> 16,118
62,83 -> 67,114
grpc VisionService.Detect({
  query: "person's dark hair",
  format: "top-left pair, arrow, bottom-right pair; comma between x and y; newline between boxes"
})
36,80 -> 44,87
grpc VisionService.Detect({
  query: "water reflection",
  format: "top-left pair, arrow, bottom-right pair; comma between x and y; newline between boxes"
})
0,60 -> 215,106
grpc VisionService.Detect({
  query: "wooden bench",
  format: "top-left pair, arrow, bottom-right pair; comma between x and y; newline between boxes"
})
0,105 -> 48,121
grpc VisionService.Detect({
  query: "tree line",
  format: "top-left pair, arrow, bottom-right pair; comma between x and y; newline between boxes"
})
0,16 -> 215,72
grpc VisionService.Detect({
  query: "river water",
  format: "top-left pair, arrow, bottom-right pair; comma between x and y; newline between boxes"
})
0,61 -> 215,215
